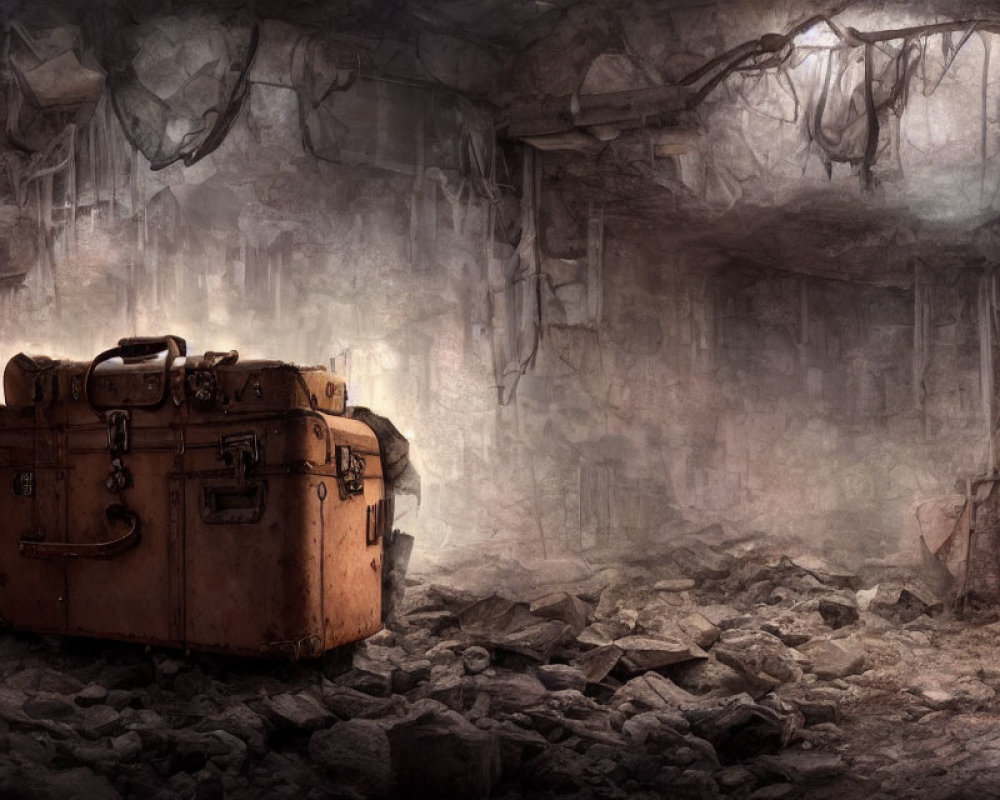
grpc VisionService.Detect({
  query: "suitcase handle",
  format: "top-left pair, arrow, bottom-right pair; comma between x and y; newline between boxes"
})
19,505 -> 141,560
85,335 -> 187,411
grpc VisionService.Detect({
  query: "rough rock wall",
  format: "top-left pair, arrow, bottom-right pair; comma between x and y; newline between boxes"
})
0,1 -> 998,566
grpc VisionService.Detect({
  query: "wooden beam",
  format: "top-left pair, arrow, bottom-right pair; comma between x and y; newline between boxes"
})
507,84 -> 691,139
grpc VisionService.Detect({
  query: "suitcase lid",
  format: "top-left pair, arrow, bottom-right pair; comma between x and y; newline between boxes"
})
3,336 -> 347,416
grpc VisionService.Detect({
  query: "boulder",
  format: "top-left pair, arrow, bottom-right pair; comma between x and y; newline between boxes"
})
684,694 -> 799,763
309,719 -> 391,796
386,705 -> 500,799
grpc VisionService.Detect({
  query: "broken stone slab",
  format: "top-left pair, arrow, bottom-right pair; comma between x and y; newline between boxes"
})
577,620 -> 632,647
697,605 -> 752,630
260,692 -> 334,734
529,592 -> 591,633
758,608 -> 827,647
309,719 -> 391,797
385,705 -> 500,800
614,635 -> 709,673
535,663 -> 587,693
481,620 -> 573,662
818,593 -> 860,629
574,644 -> 623,684
671,544 -> 734,581
713,630 -> 802,689
796,637 -> 867,680
868,581 -> 943,624
676,612 -> 721,650
403,610 -> 458,635
334,659 -> 394,698
611,672 -> 699,712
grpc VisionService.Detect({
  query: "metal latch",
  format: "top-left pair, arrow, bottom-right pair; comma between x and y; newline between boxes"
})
220,433 -> 260,481
107,410 -> 130,454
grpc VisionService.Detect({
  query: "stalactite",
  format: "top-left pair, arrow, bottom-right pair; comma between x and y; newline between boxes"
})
861,42 -> 879,191
980,271 -> 997,474
586,204 -> 604,328
913,262 -> 930,435
980,33 -> 992,205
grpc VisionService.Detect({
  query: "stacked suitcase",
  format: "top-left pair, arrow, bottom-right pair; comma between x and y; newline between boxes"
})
0,335 -> 393,657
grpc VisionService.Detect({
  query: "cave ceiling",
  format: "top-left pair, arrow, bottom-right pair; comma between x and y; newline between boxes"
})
2,0 -> 1000,287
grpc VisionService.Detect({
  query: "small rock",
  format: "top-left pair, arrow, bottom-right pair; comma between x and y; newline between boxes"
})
322,683 -> 404,720
818,595 -> 860,629
671,544 -> 733,580
748,783 -> 795,799
366,628 -> 398,647
474,672 -> 547,714
334,664 -> 394,697
535,664 -> 587,693
797,637 -> 867,680
75,684 -> 109,708
755,750 -> 847,782
697,605 -> 751,630
577,620 -> 631,647
868,581 -> 942,624
677,612 -> 721,650
393,657 -> 432,693
462,646 -> 491,675
23,694 -> 77,720
612,672 -> 698,712
425,640 -> 464,664
75,704 -> 124,739
404,610 -> 458,635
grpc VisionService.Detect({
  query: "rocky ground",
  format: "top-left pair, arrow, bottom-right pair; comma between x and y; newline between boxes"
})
1,532 -> 1000,799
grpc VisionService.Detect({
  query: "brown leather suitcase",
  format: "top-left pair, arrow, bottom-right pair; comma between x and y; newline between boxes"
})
0,335 -> 394,658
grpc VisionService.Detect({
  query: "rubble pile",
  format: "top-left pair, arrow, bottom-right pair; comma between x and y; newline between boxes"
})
0,539 -> 998,799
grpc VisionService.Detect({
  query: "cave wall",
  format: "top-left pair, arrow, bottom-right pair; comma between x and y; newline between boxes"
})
0,1 -> 998,565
